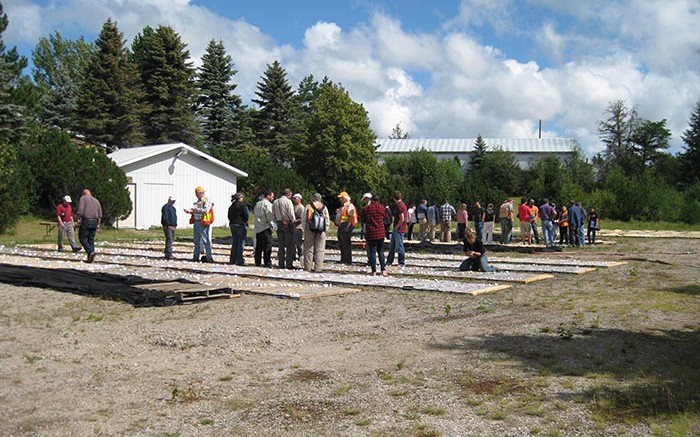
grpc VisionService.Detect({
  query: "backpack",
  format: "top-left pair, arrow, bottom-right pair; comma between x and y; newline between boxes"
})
308,205 -> 327,233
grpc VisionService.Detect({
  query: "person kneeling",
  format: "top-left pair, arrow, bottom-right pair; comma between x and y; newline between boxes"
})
459,230 -> 497,272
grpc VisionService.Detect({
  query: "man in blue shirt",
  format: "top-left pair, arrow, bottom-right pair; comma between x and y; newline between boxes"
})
539,198 -> 556,247
161,196 -> 178,260
567,201 -> 583,247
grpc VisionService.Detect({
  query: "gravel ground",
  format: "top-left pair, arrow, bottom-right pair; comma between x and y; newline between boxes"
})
0,237 -> 698,437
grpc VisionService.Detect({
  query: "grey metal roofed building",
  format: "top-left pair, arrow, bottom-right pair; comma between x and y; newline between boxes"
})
375,138 -> 578,171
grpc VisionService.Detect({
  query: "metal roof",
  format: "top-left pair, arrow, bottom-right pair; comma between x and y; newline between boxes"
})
108,143 -> 248,177
375,138 -> 577,154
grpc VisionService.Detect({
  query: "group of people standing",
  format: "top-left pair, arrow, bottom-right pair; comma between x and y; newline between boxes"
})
499,197 -> 600,246
159,186 -> 601,276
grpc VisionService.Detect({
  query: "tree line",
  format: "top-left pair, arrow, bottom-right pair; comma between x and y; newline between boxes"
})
0,4 -> 698,233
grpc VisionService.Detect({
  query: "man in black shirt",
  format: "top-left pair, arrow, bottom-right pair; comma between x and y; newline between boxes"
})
459,230 -> 497,272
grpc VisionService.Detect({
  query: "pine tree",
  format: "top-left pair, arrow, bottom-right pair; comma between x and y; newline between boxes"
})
195,39 -> 241,150
0,2 -> 29,143
679,100 -> 700,185
470,134 -> 488,170
77,19 -> 143,151
32,32 -> 94,130
132,25 -> 197,145
252,60 -> 301,166
389,122 -> 409,139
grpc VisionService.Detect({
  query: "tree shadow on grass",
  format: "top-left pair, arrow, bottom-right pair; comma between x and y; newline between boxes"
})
430,328 -> 700,420
664,284 -> 700,296
0,263 -> 192,307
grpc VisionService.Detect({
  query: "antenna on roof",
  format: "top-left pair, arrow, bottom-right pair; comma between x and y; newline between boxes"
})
538,119 -> 542,139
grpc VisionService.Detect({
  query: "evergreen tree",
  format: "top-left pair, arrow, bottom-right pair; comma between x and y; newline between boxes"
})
196,39 -> 241,150
296,74 -> 321,117
389,122 -> 409,139
679,100 -> 700,185
132,25 -> 197,145
0,2 -> 29,143
629,118 -> 671,169
32,32 -> 94,130
299,81 -> 384,199
597,100 -> 637,178
470,134 -> 488,170
77,19 -> 142,151
252,60 -> 301,166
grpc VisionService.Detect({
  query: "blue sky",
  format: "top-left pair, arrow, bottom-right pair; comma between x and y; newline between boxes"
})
4,0 -> 700,156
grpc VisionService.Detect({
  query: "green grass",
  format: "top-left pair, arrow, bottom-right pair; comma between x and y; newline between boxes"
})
597,220 -> 700,232
0,214 -> 234,246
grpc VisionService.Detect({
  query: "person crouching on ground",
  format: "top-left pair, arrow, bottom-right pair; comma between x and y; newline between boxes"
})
459,229 -> 497,272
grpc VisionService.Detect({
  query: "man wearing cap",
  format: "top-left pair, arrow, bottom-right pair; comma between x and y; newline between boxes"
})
336,191 -> 358,264
292,193 -> 305,264
228,192 -> 249,265
56,195 -> 81,253
161,196 -> 178,260
77,189 -> 102,263
272,188 -> 296,269
185,186 -> 214,262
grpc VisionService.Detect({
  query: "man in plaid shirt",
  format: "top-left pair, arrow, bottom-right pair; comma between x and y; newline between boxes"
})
360,193 -> 388,276
440,200 -> 457,242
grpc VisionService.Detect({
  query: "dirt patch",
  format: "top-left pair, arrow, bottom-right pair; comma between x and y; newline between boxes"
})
0,238 -> 698,436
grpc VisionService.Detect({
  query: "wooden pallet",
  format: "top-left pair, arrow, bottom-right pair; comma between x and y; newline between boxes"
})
134,281 -> 240,303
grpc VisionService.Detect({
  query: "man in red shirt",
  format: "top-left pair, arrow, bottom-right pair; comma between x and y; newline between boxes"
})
56,195 -> 81,252
359,192 -> 388,276
386,190 -> 407,269
517,197 -> 532,244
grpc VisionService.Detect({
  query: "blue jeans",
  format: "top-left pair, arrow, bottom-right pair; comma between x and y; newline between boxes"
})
475,221 -> 484,241
193,221 -> 213,261
500,219 -> 512,243
542,220 -> 554,246
366,239 -> 386,273
79,218 -> 98,254
386,230 -> 405,266
459,254 -> 496,272
163,226 -> 175,259
230,224 -> 247,265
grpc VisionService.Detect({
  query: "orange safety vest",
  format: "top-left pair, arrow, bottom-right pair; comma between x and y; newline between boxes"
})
340,202 -> 358,227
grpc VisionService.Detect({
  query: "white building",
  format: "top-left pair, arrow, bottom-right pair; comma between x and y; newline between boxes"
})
375,138 -> 578,171
108,143 -> 247,229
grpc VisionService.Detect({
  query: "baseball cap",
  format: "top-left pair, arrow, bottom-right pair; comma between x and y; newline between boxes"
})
362,193 -> 372,199
337,191 -> 349,198
168,195 -> 175,202
293,193 -> 302,199
63,195 -> 72,203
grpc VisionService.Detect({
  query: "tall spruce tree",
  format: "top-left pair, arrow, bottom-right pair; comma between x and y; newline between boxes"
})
252,60 -> 301,166
0,2 -> 29,144
32,32 -> 94,131
77,19 -> 142,151
679,100 -> 700,185
132,25 -> 197,145
470,134 -> 488,170
196,39 -> 241,150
